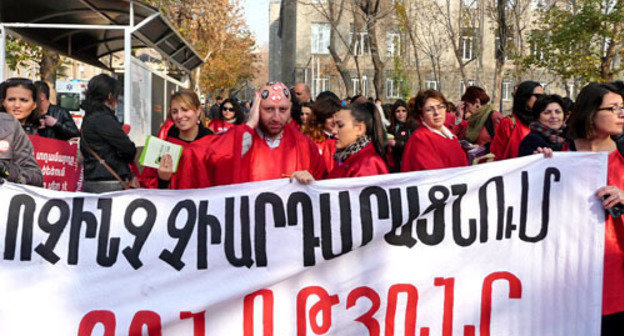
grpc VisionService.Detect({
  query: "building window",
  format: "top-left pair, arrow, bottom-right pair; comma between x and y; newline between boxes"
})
352,77 -> 368,96
311,23 -> 331,54
460,79 -> 476,95
350,24 -> 370,56
460,28 -> 477,61
461,0 -> 478,9
313,77 -> 330,93
502,81 -> 513,101
386,31 -> 405,57
386,78 -> 400,99
425,79 -> 439,91
567,82 -> 576,98
530,31 -> 545,61
531,0 -> 549,10
495,34 -> 514,61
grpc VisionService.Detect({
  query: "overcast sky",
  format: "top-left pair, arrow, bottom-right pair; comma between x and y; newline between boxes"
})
243,0 -> 271,47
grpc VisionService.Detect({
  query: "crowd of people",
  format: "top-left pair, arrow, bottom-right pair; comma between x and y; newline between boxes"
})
2,73 -> 624,334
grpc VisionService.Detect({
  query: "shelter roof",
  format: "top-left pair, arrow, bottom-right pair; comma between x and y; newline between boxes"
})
0,0 -> 203,72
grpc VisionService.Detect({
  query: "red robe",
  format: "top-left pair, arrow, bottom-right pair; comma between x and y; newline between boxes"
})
328,143 -> 388,178
315,138 -> 337,173
400,126 -> 468,172
603,149 -> 624,315
157,119 -> 174,139
209,119 -> 234,134
247,124 -> 326,182
489,116 -> 530,160
139,136 -> 215,190
201,123 -> 326,185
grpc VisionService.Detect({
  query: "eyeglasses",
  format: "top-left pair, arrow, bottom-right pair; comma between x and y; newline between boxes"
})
597,105 -> 624,114
532,93 -> 544,98
222,107 -> 235,112
422,104 -> 447,114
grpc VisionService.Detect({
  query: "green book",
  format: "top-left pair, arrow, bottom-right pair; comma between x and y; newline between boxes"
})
139,135 -> 184,173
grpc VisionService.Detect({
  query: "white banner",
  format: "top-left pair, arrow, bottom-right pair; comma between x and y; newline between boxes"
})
0,153 -> 607,336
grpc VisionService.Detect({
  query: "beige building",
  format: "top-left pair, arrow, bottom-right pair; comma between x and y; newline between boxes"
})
269,0 -> 571,112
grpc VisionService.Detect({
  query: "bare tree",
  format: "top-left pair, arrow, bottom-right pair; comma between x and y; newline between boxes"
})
352,0 -> 394,100
394,0 -> 424,91
430,0 -> 481,87
298,0 -> 361,96
410,0 -> 449,90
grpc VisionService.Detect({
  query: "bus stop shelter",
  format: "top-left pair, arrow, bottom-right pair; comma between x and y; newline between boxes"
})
0,0 -> 203,129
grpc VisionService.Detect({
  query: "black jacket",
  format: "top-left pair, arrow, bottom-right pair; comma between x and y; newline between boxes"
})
388,120 -> 418,172
80,103 -> 136,181
38,104 -> 80,140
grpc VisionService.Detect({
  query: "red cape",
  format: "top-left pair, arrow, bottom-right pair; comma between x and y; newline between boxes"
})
315,138 -> 337,173
400,126 -> 468,172
209,119 -> 234,134
157,119 -> 174,139
603,149 -> 624,315
328,143 -> 388,179
246,123 -> 326,182
489,116 -> 530,160
139,136 -> 215,190
198,123 -> 326,186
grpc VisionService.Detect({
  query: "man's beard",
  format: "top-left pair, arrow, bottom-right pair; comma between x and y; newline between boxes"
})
258,120 -> 285,138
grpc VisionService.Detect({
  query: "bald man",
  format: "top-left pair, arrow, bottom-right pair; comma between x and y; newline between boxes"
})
293,83 -> 312,104
197,82 -> 326,185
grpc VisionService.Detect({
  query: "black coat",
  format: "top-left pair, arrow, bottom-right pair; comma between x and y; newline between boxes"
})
38,104 -> 80,140
80,103 -> 136,181
388,120 -> 418,172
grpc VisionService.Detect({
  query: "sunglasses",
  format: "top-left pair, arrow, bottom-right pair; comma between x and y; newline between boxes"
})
222,107 -> 235,112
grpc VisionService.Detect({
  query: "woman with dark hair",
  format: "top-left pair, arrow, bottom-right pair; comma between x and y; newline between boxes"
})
0,78 -> 43,186
518,94 -> 568,156
291,102 -> 388,182
490,81 -> 543,160
387,99 -> 417,172
209,98 -> 245,133
80,74 -> 137,193
401,89 -> 468,172
302,94 -> 342,171
0,77 -> 40,134
566,83 -> 624,336
458,86 -> 503,146
141,89 -> 214,189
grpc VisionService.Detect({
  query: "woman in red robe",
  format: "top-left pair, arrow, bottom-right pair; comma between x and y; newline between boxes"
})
567,83 -> 624,335
140,90 -> 214,189
401,89 -> 468,172
301,92 -> 342,172
291,102 -> 389,182
490,81 -> 543,160
208,98 -> 245,134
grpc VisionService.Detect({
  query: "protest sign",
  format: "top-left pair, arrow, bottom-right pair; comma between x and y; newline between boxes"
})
0,153 -> 607,335
29,135 -> 83,191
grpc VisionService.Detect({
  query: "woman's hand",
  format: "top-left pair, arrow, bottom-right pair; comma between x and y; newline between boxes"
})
157,154 -> 174,181
596,186 -> 624,210
534,147 -> 554,158
246,91 -> 261,129
290,170 -> 315,184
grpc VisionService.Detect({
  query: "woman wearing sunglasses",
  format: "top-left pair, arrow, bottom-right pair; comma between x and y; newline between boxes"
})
401,89 -> 468,172
209,98 -> 245,134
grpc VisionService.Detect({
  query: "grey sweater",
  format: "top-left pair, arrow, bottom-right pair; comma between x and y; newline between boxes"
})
0,113 -> 43,186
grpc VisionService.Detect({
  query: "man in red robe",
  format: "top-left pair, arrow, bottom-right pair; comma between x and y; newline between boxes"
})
203,82 -> 326,185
